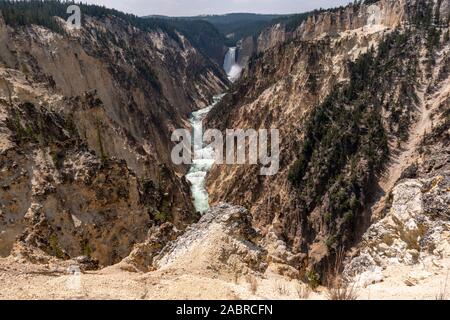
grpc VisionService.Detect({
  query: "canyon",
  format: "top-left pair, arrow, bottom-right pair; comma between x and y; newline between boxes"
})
0,0 -> 449,300
0,4 -> 228,265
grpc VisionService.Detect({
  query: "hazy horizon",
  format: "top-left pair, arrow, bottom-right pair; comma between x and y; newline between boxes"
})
81,0 -> 354,17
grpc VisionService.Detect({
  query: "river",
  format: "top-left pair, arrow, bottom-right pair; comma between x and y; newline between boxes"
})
185,95 -> 223,214
185,47 -> 240,214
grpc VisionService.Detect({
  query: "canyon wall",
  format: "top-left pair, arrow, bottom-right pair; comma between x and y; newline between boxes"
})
0,11 -> 228,265
207,0 -> 450,279
236,0 -> 411,69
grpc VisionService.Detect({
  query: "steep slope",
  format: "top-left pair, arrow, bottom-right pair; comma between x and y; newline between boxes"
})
235,0 -> 409,67
0,2 -> 228,266
235,12 -> 309,67
143,17 -> 229,66
345,41 -> 450,288
206,0 -> 450,279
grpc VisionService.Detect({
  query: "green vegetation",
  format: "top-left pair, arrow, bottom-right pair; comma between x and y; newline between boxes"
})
203,12 -> 312,46
307,270 -> 321,290
408,0 -> 447,56
326,235 -> 337,249
0,0 -> 66,33
151,13 -> 284,47
6,102 -> 76,147
81,240 -> 92,258
170,19 -> 227,63
153,210 -> 168,223
147,12 -> 313,47
10,107 -> 36,143
271,12 -> 310,33
209,14 -> 283,47
0,1 -> 201,44
182,13 -> 283,25
50,148 -> 65,169
141,178 -> 174,224
49,233 -> 65,259
132,57 -> 161,92
8,102 -> 58,145
0,1 -> 230,64
288,29 -> 422,252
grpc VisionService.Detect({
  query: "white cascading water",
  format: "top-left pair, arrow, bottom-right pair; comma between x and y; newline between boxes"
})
185,48 -> 241,213
185,95 -> 224,214
223,47 -> 242,82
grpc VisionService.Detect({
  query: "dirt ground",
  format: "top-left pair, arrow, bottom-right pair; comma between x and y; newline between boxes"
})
1,253 -> 449,300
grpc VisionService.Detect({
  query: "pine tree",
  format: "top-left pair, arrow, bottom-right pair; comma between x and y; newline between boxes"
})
444,30 -> 450,43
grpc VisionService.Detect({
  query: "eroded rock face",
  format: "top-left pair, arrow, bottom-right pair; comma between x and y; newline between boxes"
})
152,203 -> 268,276
261,220 -> 306,279
0,12 -> 228,220
345,176 -> 450,287
0,96 -> 162,266
0,11 -> 228,265
238,0 -> 450,71
207,13 -> 394,275
297,0 -> 406,40
236,0 -> 413,69
206,0 -> 450,277
117,223 -> 182,272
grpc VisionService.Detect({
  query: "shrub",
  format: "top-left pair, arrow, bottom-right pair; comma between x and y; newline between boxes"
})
49,233 -> 65,259
275,281 -> 290,296
326,248 -> 358,300
436,271 -> 449,300
307,271 -> 320,290
246,275 -> 258,294
296,284 -> 312,300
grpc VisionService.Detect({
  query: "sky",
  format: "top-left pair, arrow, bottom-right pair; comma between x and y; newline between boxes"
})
82,0 -> 354,17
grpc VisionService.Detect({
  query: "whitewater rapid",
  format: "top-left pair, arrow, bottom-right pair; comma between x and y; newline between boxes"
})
186,47 -> 241,213
185,95 -> 223,214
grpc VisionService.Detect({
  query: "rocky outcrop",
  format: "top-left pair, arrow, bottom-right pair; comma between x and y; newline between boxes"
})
345,176 -> 450,287
237,0 -> 449,70
236,22 -> 294,68
236,0 -> 407,69
238,21 -> 292,65
117,223 -> 181,272
236,36 -> 255,67
344,37 -> 450,286
0,86 -> 185,265
152,203 -> 268,276
296,0 -> 406,40
207,19 -> 395,276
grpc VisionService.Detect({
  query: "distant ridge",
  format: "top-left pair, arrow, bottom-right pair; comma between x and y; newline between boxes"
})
143,13 -> 293,46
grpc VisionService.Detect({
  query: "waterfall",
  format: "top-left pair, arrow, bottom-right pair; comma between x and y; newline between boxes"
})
223,47 -> 242,82
223,47 -> 237,74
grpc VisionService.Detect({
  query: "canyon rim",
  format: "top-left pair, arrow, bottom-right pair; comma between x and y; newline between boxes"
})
0,0 -> 449,303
